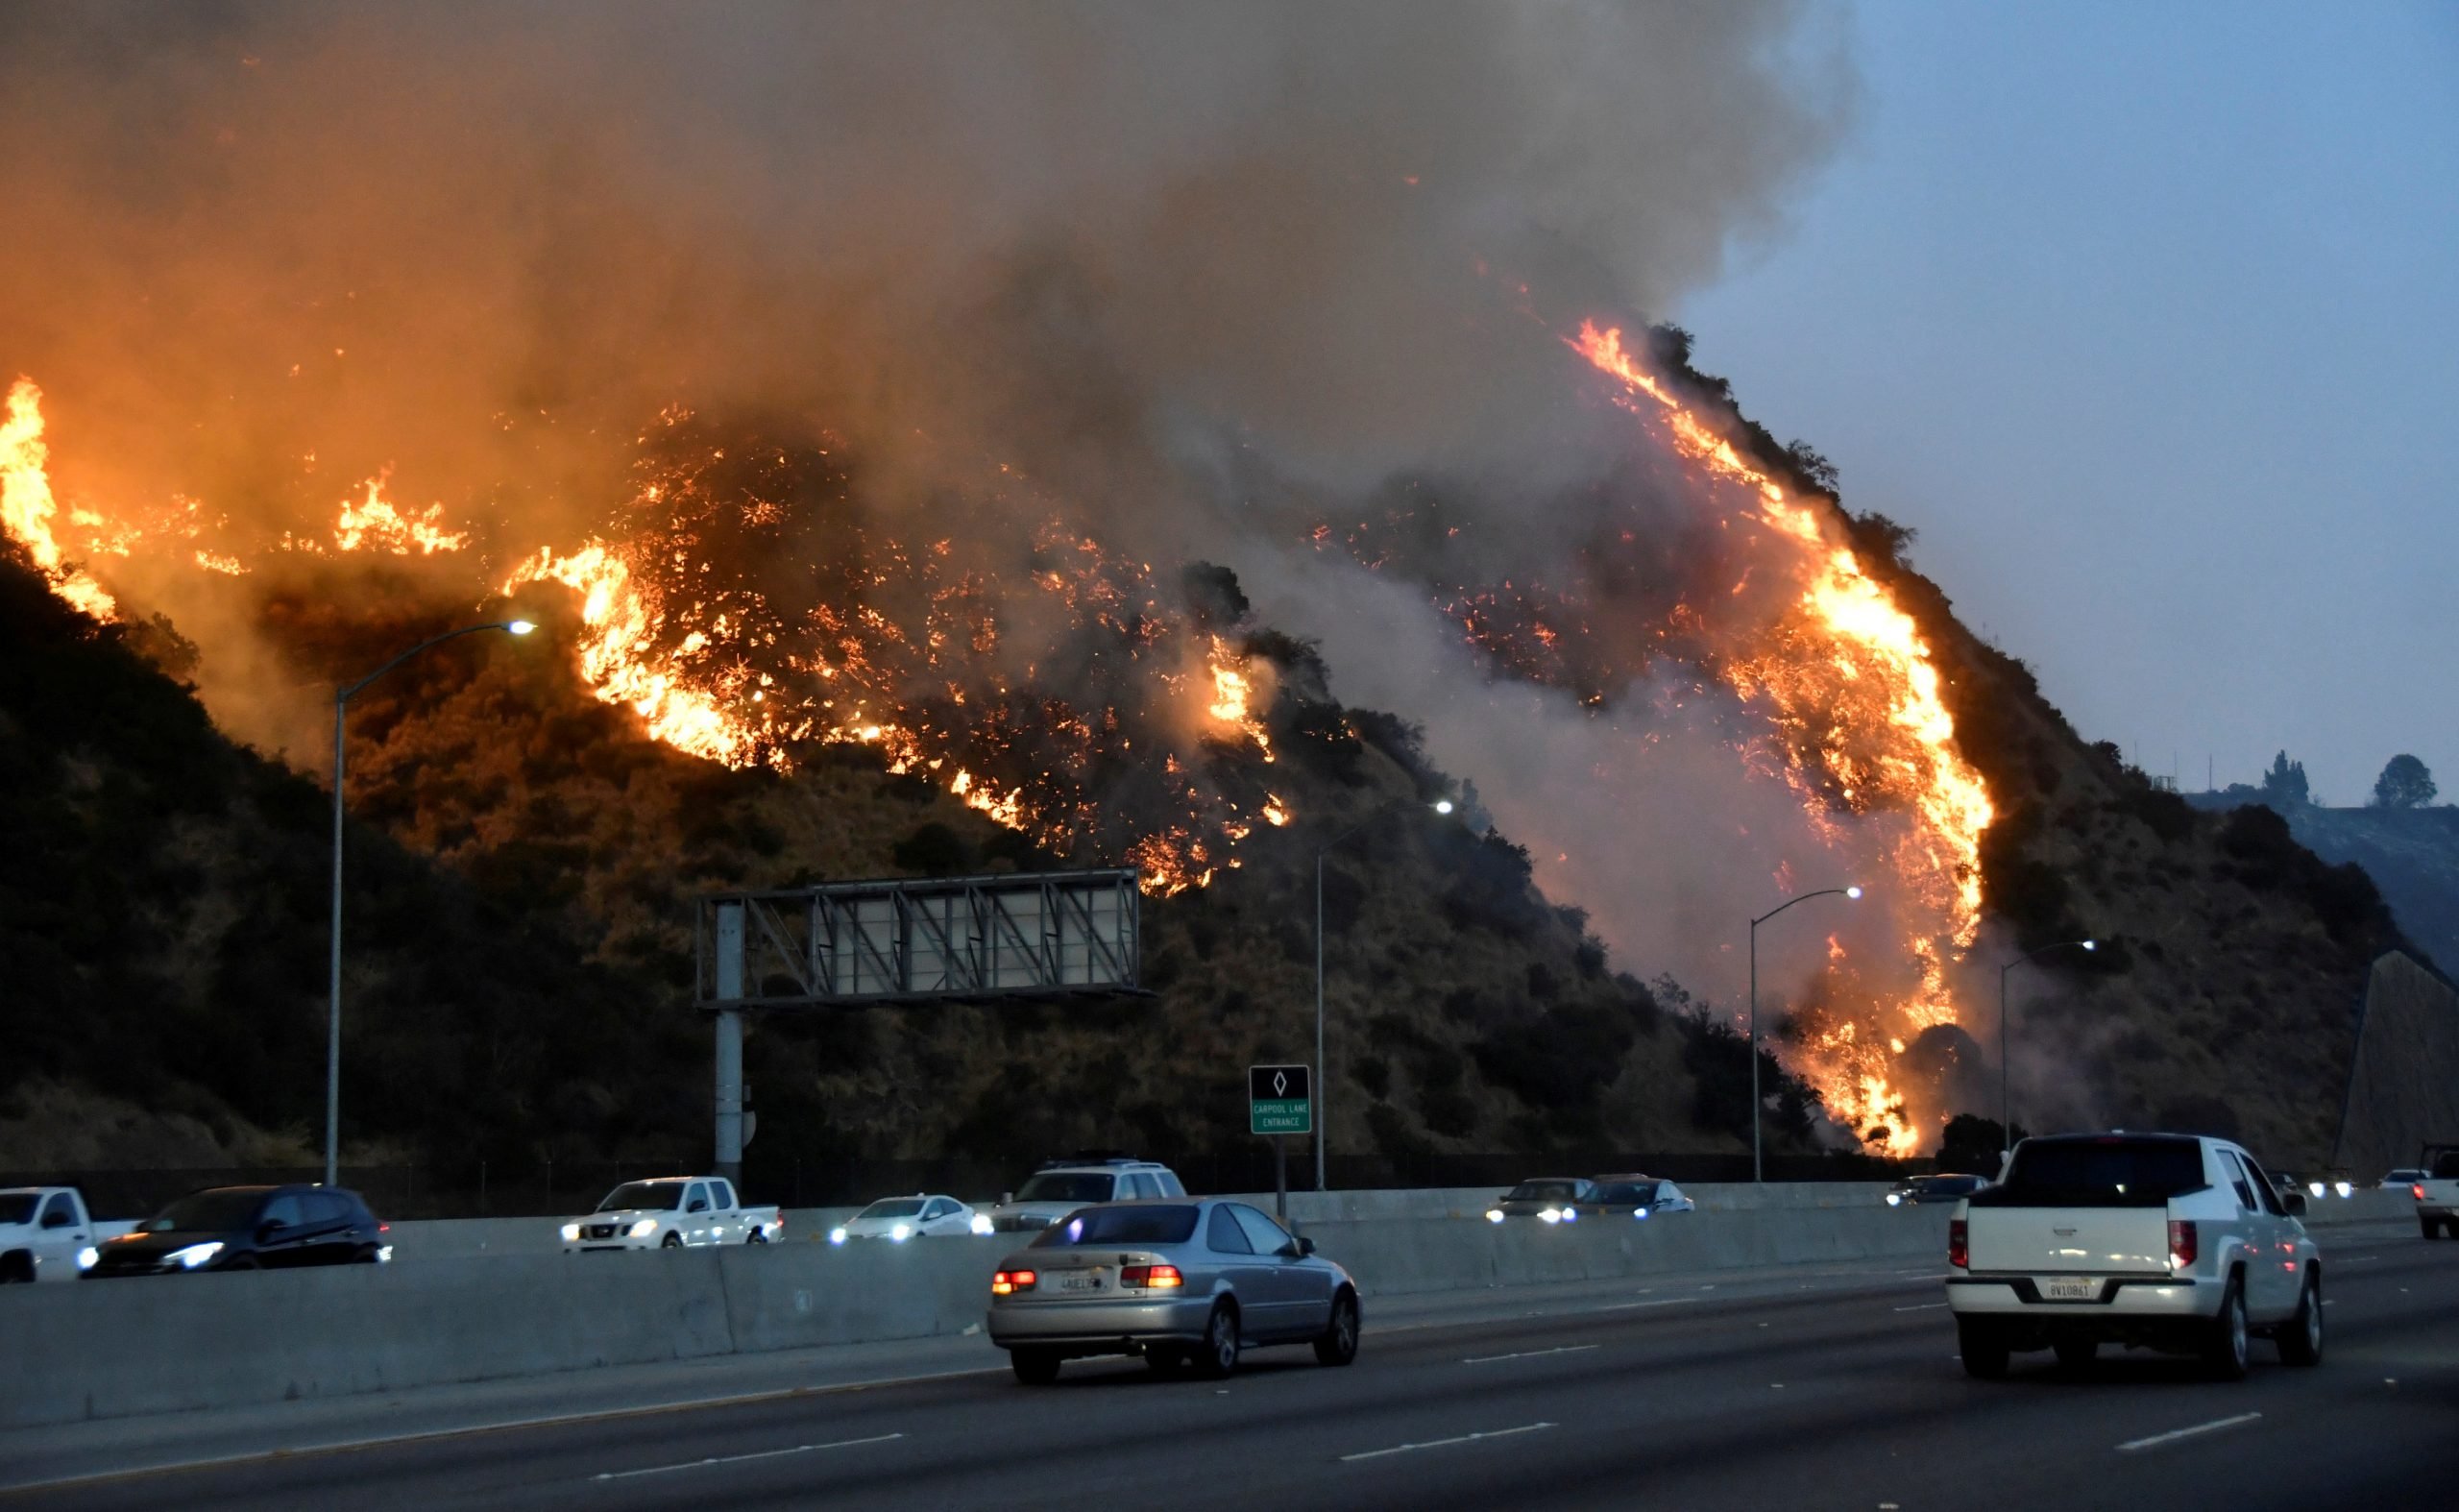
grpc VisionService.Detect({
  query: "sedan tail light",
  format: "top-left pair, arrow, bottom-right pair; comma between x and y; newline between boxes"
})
2414,1184 -> 2427,1202
1947,1219 -> 1968,1270
2168,1219 -> 2198,1271
991,1269 -> 1037,1295
1120,1264 -> 1184,1289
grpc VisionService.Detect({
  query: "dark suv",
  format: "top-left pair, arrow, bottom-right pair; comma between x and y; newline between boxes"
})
85,1184 -> 390,1276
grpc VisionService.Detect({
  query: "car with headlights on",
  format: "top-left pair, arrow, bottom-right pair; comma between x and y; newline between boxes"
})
987,1199 -> 1359,1383
828,1194 -> 991,1245
1582,1176 -> 1694,1219
1483,1178 -> 1596,1225
85,1185 -> 390,1276
1887,1173 -> 1991,1207
560,1176 -> 782,1252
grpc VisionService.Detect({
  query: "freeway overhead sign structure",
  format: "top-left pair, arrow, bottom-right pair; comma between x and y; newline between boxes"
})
1249,1064 -> 1312,1135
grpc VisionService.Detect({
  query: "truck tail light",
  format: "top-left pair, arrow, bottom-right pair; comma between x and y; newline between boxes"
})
2414,1184 -> 2426,1202
1121,1264 -> 1183,1289
1947,1219 -> 1968,1270
991,1269 -> 1036,1295
2168,1219 -> 2198,1271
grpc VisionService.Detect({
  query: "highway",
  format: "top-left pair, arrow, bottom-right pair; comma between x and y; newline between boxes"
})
12,1221 -> 2451,1510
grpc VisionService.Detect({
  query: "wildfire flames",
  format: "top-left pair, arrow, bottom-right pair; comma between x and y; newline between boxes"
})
4,326 -> 1994,1151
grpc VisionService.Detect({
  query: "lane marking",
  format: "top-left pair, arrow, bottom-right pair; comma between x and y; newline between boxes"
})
1595,1298 -> 1699,1312
1463,1345 -> 1599,1365
1342,1422 -> 1556,1463
1892,1303 -> 1948,1312
594,1431 -> 904,1481
2116,1412 -> 2261,1452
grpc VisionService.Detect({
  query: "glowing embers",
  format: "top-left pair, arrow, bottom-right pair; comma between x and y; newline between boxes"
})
0,378 -> 116,620
1570,321 -> 1996,1153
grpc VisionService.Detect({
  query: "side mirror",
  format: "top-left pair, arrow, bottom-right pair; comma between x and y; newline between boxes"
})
256,1221 -> 284,1242
2281,1191 -> 2307,1217
688,1200 -> 710,1213
1295,1235 -> 1316,1256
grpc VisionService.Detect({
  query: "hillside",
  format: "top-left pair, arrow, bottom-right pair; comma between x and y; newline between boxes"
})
2182,795 -> 2458,974
0,538 -> 1819,1202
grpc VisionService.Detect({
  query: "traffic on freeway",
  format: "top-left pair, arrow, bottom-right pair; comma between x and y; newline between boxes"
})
7,1203 -> 2449,1511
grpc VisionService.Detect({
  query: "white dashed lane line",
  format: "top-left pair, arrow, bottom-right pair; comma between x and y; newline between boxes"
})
1463,1345 -> 1599,1365
2116,1413 -> 2261,1453
592,1431 -> 906,1481
1342,1422 -> 1557,1463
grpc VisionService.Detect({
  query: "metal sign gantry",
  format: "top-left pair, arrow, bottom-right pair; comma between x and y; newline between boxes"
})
694,869 -> 1144,1181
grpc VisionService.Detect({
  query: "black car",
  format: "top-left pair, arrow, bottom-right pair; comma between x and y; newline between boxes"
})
85,1184 -> 390,1277
1885,1173 -> 1990,1207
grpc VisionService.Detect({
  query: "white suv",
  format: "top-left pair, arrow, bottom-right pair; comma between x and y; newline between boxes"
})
985,1158 -> 1187,1235
1946,1133 -> 2323,1380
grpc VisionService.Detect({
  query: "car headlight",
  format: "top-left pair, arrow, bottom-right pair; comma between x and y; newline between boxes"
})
969,1212 -> 994,1235
1538,1207 -> 1562,1224
1485,1208 -> 1505,1224
889,1223 -> 913,1242
77,1246 -> 99,1271
2307,1182 -> 2325,1199
2333,1181 -> 2352,1199
165,1241 -> 224,1270
1561,1207 -> 1577,1223
1886,1193 -> 1903,1207
629,1218 -> 659,1238
1633,1207 -> 1649,1220
376,1245 -> 393,1263
560,1223 -> 580,1242
829,1227 -> 848,1245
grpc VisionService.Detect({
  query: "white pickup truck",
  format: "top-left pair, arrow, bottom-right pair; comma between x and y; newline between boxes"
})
0,1187 -> 134,1282
560,1176 -> 782,1253
2413,1144 -> 2459,1239
1946,1133 -> 2323,1380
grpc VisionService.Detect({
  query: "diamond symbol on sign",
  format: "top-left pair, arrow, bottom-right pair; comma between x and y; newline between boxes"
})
1273,1071 -> 1288,1096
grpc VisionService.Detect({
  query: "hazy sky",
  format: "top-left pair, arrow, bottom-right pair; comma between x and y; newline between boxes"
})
1676,1 -> 2457,804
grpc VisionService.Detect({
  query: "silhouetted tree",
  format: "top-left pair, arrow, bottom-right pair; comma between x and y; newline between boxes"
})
2259,749 -> 2311,809
2371,753 -> 2437,810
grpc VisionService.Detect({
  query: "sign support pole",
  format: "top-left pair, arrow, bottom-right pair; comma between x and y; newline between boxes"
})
1274,1134 -> 1287,1222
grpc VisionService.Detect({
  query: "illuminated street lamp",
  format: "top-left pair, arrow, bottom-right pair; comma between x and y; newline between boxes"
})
1747,885 -> 1862,1183
1998,939 -> 2096,1159
325,620 -> 535,1188
1314,795 -> 1456,1192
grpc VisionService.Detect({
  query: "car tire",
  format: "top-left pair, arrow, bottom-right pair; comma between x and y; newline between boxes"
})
1314,1290 -> 1361,1367
2052,1336 -> 2097,1371
0,1254 -> 32,1284
353,1246 -> 380,1264
1957,1317 -> 2010,1380
660,1232 -> 684,1250
745,1228 -> 767,1245
2276,1270 -> 2324,1367
224,1254 -> 260,1271
1009,1348 -> 1062,1385
2202,1274 -> 2251,1381
1195,1300 -> 1242,1380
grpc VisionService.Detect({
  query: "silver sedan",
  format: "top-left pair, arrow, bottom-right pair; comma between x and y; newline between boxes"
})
986,1198 -> 1360,1383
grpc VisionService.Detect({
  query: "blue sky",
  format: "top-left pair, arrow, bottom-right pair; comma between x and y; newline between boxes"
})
1676,1 -> 2458,803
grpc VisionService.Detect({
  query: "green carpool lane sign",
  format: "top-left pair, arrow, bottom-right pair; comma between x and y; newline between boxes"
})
1248,1063 -> 1312,1135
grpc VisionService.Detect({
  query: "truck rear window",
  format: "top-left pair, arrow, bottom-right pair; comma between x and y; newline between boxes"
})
1974,1138 -> 2209,1207
2434,1153 -> 2459,1181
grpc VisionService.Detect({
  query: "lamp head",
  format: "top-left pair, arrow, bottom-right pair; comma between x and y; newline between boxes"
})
506,620 -> 536,636
2081,939 -> 2097,952
1433,799 -> 1454,815
1844,886 -> 1863,900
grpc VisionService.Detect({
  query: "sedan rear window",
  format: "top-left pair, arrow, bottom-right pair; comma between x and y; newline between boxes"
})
1977,1137 -> 2209,1207
1033,1206 -> 1200,1247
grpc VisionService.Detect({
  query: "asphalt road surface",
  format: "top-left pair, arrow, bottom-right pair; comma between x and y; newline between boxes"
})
14,1227 -> 2453,1510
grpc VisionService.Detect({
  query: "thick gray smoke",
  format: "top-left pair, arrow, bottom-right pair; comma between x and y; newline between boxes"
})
1,1 -> 1856,990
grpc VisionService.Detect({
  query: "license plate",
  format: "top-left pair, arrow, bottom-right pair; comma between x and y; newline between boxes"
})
1051,1271 -> 1102,1292
2040,1276 -> 2099,1302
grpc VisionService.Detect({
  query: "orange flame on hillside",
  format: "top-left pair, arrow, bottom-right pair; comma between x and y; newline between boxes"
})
333,471 -> 469,554
0,379 -> 117,620
1571,320 -> 1993,1153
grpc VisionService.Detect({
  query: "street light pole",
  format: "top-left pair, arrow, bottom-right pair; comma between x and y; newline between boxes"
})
1997,939 -> 2096,1160
1747,886 -> 1862,1183
1313,795 -> 1453,1193
326,619 -> 533,1189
